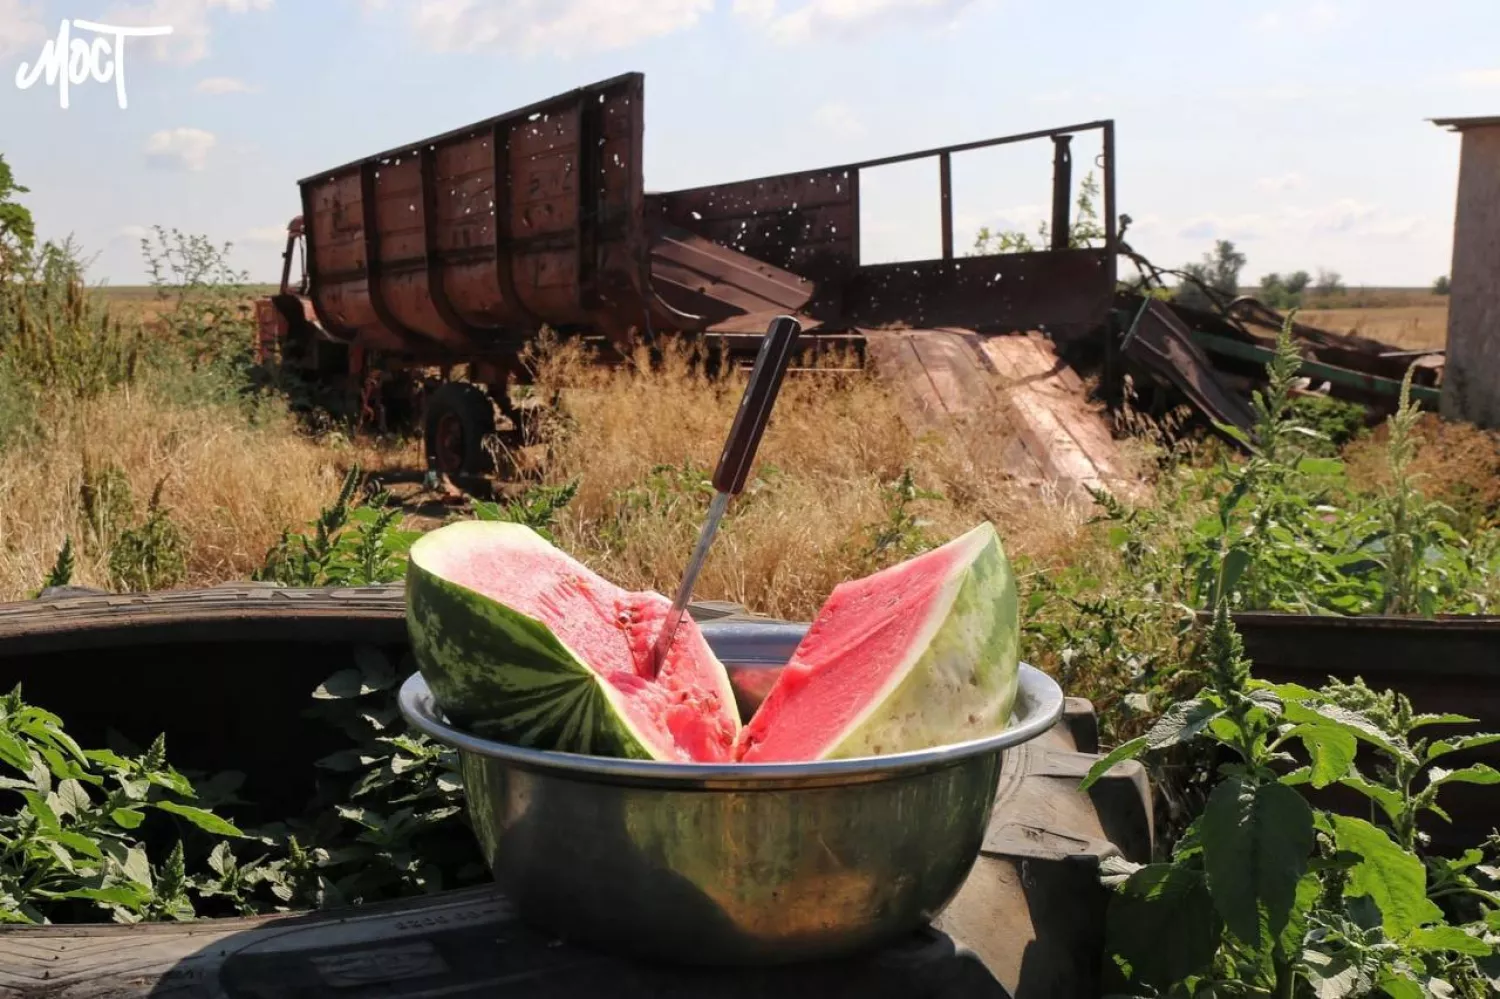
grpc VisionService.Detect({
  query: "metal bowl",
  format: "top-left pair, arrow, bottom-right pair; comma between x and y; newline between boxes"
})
397,623 -> 1064,967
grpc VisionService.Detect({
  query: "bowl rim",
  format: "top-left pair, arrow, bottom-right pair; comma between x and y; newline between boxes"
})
397,662 -> 1064,785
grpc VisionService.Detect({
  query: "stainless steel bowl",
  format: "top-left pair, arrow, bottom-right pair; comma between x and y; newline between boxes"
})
397,623 -> 1064,967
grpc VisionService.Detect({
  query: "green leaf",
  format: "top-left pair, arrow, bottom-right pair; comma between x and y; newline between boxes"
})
109,808 -> 145,830
55,885 -> 148,906
1279,695 -> 1415,764
120,846 -> 153,888
1144,698 -> 1223,751
1330,815 -> 1442,937
55,830 -> 103,859
22,790 -> 60,830
1376,970 -> 1425,999
1200,777 -> 1315,947
208,841 -> 233,877
1218,547 -> 1252,602
1103,864 -> 1222,991
1297,456 -> 1346,477
1080,736 -> 1148,793
1428,764 -> 1500,787
56,778 -> 91,816
1338,776 -> 1404,825
1426,734 -> 1500,762
1287,724 -> 1357,788
1409,713 -> 1478,730
312,669 -> 366,700
1279,873 -> 1322,966
1406,925 -> 1492,957
154,801 -> 242,837
1303,946 -> 1372,998
0,730 -> 33,771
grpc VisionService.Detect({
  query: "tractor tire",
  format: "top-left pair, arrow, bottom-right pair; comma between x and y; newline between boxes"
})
423,382 -> 496,479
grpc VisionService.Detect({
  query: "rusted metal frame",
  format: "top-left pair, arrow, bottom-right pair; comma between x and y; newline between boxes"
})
1050,135 -> 1072,252
488,126 -> 539,332
939,152 -> 954,260
358,162 -> 417,342
575,96 -> 604,311
1189,331 -> 1444,405
296,72 -> 643,186
659,120 -> 1110,203
418,147 -> 475,340
1101,120 -> 1121,410
278,229 -> 297,295
296,185 -> 346,340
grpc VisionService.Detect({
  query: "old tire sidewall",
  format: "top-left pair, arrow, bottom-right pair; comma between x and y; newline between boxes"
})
423,382 -> 497,478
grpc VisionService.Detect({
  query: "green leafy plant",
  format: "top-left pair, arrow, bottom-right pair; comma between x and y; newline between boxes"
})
861,467 -> 944,563
275,646 -> 484,908
139,225 -> 256,375
30,537 -> 75,597
255,466 -> 419,587
1084,599 -> 1499,996
0,153 -> 35,262
0,686 -> 259,925
971,171 -> 1106,255
472,479 -> 579,544
107,479 -> 187,593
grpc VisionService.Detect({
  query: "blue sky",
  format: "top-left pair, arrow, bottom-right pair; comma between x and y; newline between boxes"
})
2,0 -> 1497,287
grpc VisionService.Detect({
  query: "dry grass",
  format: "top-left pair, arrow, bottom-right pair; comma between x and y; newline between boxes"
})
0,380 -> 345,600
1299,304 -> 1448,351
512,335 -> 1096,621
1343,412 -> 1500,530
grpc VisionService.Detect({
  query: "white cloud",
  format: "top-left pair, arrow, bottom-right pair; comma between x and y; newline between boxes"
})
735,0 -> 978,43
102,0 -> 273,65
1176,200 -> 1425,245
243,224 -> 290,243
145,127 -> 216,171
1249,0 -> 1339,34
116,224 -> 152,241
399,0 -> 711,55
196,75 -> 257,94
0,0 -> 45,58
1456,68 -> 1500,89
1255,172 -> 1303,194
812,102 -> 865,138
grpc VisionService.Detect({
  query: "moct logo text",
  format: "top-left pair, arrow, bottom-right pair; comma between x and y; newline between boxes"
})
14,19 -> 173,110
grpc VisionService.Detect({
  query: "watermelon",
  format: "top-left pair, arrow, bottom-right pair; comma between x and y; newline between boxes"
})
405,520 -> 741,762
733,522 -> 1018,762
405,519 -> 1019,765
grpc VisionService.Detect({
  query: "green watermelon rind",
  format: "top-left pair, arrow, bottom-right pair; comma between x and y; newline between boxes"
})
819,521 -> 1021,760
405,522 -> 661,761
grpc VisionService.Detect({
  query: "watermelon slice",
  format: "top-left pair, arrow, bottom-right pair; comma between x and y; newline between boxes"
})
733,522 -> 1019,762
405,521 -> 741,762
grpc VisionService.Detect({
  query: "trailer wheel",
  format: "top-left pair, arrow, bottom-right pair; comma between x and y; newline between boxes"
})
424,382 -> 496,479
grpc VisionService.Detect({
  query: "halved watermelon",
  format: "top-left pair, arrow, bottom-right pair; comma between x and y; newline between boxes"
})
734,522 -> 1019,762
405,521 -> 741,762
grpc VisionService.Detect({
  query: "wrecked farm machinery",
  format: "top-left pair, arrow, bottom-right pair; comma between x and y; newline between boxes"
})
252,71 -> 1445,487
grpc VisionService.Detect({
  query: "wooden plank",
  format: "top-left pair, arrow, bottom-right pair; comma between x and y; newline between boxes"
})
863,330 -> 953,430
979,333 -> 1133,498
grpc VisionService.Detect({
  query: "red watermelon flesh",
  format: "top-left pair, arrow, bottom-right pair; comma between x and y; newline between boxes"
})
407,522 -> 740,763
734,522 -> 1019,763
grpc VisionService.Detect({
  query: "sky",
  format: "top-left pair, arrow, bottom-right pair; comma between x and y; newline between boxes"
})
1,0 -> 1498,288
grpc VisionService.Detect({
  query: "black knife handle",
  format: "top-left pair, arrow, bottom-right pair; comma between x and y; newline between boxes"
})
712,315 -> 802,496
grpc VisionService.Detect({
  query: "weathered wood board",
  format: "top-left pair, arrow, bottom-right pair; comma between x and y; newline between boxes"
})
864,328 -> 1135,501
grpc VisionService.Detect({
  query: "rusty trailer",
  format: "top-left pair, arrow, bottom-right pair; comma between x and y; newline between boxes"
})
255,72 -> 1122,482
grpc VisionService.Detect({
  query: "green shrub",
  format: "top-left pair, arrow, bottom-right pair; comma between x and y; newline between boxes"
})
107,482 -> 188,593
